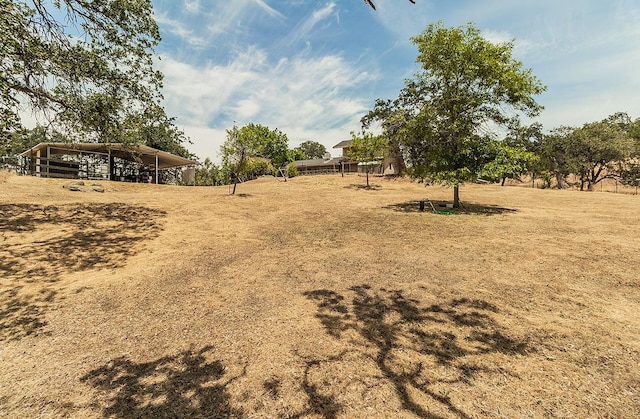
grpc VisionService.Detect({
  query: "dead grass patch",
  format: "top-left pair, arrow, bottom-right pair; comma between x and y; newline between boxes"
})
0,174 -> 638,418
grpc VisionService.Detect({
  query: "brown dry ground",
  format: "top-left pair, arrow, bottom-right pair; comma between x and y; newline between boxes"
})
0,170 -> 638,418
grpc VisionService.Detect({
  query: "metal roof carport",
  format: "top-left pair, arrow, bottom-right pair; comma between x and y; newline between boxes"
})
20,142 -> 197,183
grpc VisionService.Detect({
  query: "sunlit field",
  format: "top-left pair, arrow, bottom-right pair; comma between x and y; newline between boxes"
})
1,171 -> 638,418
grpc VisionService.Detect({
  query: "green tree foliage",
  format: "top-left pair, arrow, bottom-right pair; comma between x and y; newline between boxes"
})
538,113 -> 636,190
501,121 -> 549,187
573,113 -> 635,190
480,141 -> 539,186
255,126 -> 291,169
225,123 -> 290,169
221,125 -> 253,195
503,121 -> 544,150
129,104 -> 193,158
1,0 -> 188,153
1,132 -> 22,158
361,101 -> 409,175
629,118 -> 640,153
221,123 -> 291,194
286,162 -> 298,178
349,130 -> 387,187
537,126 -> 575,189
619,162 -> 640,187
365,22 -> 545,207
287,148 -> 306,162
245,157 -> 276,178
1,125 -> 80,158
195,158 -> 226,186
294,140 -> 327,160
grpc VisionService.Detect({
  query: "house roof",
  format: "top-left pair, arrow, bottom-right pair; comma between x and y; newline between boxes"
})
333,140 -> 353,149
293,157 -> 345,167
20,143 -> 197,169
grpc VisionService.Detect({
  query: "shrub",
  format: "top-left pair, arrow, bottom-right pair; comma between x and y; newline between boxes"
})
287,163 -> 298,178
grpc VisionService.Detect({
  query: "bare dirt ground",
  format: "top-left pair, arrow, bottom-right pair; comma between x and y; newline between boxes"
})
1,170 -> 639,418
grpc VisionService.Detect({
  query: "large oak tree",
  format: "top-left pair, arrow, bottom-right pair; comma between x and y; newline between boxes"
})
366,22 -> 546,207
1,0 -> 184,152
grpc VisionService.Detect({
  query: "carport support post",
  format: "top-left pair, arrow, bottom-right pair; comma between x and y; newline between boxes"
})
108,149 -> 116,181
155,154 -> 159,184
46,146 -> 51,178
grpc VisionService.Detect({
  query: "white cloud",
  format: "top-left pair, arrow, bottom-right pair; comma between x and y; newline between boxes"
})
284,3 -> 336,45
158,46 -> 376,162
203,1 -> 284,38
183,0 -> 200,14
253,0 -> 285,20
155,12 -> 207,47
157,47 -> 266,125
481,29 -> 512,45
179,125 -> 228,163
233,97 -> 262,119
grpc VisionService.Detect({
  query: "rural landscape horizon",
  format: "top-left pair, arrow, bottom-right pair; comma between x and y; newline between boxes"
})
1,172 -> 639,417
2,1 -> 640,417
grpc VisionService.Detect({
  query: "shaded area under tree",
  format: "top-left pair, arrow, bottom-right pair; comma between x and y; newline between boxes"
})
303,285 -> 531,418
81,346 -> 245,417
0,203 -> 166,341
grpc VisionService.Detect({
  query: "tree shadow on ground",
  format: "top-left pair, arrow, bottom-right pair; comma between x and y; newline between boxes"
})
81,346 -> 245,418
303,285 -> 530,418
384,200 -> 517,216
0,203 -> 166,278
344,183 -> 382,191
0,286 -> 57,341
0,203 -> 166,341
288,351 -> 349,419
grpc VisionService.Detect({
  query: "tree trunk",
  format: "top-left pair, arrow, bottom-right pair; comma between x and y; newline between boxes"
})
552,158 -> 564,189
232,180 -> 237,195
501,177 -> 506,186
388,138 -> 406,175
556,172 -> 564,189
453,185 -> 460,208
366,169 -> 370,187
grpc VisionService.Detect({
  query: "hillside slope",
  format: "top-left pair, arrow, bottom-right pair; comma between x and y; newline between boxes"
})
1,172 -> 639,417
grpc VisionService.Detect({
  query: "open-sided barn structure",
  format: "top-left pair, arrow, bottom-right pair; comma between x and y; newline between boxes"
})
19,143 -> 196,184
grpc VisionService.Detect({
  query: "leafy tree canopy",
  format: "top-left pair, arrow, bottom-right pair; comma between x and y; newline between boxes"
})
365,21 -> 546,206
349,130 -> 387,187
538,113 -> 636,190
288,148 -> 306,162
1,0 -> 188,154
0,125 -> 62,157
295,140 -> 327,160
630,118 -> 640,151
480,141 -> 539,186
220,123 -> 291,194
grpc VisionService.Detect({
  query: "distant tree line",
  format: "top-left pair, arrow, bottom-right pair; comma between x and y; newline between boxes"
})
194,125 -> 328,191
357,21 -> 640,205
526,113 -> 640,190
354,111 -> 640,192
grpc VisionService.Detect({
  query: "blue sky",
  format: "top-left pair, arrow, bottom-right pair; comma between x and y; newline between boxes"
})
151,0 -> 640,162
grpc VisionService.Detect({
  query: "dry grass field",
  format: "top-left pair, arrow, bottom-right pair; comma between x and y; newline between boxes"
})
1,170 -> 639,418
